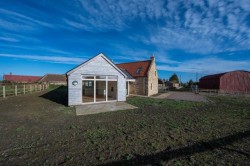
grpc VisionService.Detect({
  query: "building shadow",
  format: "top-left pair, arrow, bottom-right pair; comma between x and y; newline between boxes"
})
40,86 -> 68,106
102,130 -> 250,165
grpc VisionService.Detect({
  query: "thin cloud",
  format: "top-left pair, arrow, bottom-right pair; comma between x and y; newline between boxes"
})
0,37 -> 19,42
142,0 -> 250,54
0,54 -> 85,64
157,57 -> 250,74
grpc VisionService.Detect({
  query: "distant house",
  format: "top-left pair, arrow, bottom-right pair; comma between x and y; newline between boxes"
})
158,79 -> 165,87
165,81 -> 180,89
199,70 -> 250,93
66,53 -> 158,106
3,74 -> 42,83
39,74 -> 67,85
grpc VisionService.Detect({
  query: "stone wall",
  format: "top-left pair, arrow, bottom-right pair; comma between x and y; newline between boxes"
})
129,77 -> 147,95
128,57 -> 158,96
147,57 -> 158,96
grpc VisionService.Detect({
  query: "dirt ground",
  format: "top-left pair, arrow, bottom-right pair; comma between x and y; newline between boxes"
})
0,86 -> 249,165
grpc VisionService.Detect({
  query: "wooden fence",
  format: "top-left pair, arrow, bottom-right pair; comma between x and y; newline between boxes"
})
0,84 -> 49,98
199,89 -> 250,96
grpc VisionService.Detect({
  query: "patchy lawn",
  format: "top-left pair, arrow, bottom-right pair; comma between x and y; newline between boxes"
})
0,86 -> 249,165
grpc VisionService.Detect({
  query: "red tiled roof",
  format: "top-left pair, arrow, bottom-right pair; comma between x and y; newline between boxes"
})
116,60 -> 152,77
4,75 -> 42,83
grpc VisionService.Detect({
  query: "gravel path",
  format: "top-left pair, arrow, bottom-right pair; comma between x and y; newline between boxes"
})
154,92 -> 208,102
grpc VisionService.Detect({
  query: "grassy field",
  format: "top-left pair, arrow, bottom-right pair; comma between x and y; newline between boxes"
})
0,86 -> 249,165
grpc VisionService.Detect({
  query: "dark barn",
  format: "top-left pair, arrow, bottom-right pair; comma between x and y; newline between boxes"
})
199,70 -> 250,93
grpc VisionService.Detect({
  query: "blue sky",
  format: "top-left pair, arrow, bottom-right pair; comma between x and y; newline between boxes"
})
0,0 -> 250,82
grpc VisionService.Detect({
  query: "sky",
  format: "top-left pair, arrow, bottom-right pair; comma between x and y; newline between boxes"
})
0,0 -> 250,82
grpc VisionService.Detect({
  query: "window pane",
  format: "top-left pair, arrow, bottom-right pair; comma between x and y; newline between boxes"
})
82,80 -> 94,103
96,75 -> 106,79
108,81 -> 117,100
135,67 -> 142,75
96,80 -> 106,102
108,75 -> 117,79
82,75 -> 94,79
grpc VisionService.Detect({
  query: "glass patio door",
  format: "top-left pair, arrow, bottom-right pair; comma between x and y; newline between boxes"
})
82,80 -> 94,103
82,75 -> 117,104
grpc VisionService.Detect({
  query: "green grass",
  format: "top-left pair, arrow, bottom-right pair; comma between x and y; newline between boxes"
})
0,84 -> 49,97
127,96 -> 204,110
0,91 -> 249,165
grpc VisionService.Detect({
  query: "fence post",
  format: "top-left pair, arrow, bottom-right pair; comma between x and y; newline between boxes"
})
15,85 -> 17,96
3,86 -> 5,98
23,85 -> 25,94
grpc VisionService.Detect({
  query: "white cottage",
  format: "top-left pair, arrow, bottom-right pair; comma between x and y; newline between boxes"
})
66,53 -> 133,106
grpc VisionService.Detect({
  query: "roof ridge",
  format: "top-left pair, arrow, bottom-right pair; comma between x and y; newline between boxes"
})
116,60 -> 151,65
4,74 -> 42,77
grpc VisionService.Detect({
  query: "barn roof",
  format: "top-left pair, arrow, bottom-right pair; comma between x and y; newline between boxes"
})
200,73 -> 227,80
116,60 -> 152,77
38,74 -> 66,82
4,75 -> 42,82
199,70 -> 250,80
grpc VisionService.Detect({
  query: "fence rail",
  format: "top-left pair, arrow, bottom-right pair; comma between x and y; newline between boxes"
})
199,89 -> 250,96
0,84 -> 49,98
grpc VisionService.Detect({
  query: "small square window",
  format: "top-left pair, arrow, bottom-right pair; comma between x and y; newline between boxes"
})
136,67 -> 142,75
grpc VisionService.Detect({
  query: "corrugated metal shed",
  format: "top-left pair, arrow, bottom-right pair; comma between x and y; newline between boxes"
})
199,70 -> 250,93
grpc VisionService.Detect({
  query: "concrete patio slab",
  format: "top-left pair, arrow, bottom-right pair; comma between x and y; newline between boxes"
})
75,102 -> 138,116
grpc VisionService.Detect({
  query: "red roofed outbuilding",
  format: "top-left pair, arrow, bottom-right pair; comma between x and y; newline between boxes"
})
3,75 -> 42,83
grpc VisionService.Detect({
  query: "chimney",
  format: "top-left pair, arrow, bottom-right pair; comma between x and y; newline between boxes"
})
150,54 -> 155,61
